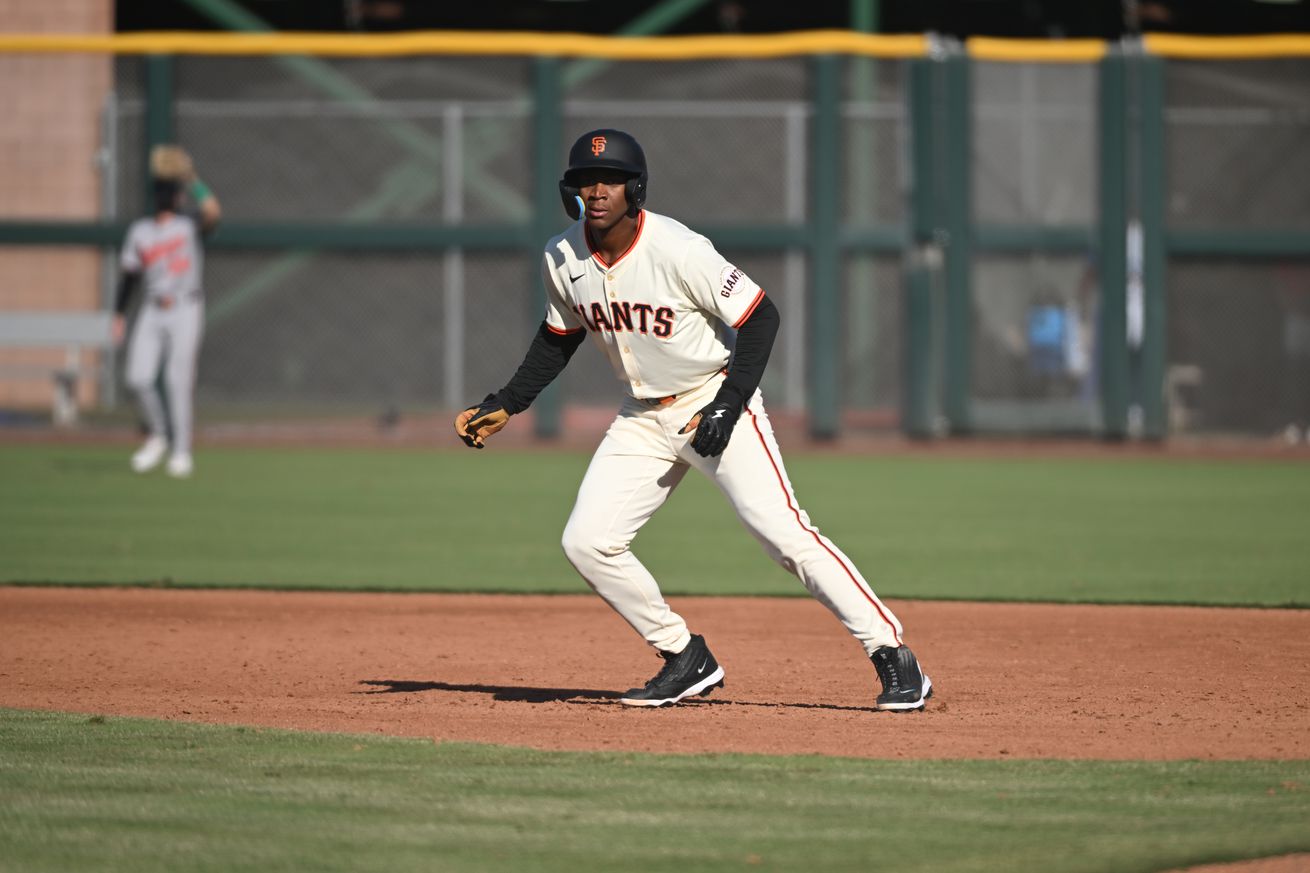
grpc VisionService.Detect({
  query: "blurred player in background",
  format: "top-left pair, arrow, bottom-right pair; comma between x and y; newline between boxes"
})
113,145 -> 221,478
1276,262 -> 1310,443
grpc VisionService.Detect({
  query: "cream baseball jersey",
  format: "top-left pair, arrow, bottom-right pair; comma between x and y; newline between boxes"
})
540,210 -> 765,399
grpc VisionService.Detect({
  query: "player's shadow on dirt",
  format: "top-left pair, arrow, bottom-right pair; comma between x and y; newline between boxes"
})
357,679 -> 874,712
358,679 -> 618,703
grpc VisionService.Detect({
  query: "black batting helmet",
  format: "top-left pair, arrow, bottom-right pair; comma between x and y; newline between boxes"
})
558,129 -> 648,220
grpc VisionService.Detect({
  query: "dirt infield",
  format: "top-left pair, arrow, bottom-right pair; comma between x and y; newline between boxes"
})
3,587 -> 1307,760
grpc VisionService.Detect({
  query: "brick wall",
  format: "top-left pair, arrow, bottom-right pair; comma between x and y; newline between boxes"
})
0,0 -> 113,412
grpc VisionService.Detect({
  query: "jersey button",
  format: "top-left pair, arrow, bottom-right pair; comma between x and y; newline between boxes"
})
622,347 -> 630,354
606,273 -> 615,282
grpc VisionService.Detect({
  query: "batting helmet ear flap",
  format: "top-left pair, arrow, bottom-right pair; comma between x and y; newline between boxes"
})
559,180 -> 583,219
624,175 -> 647,218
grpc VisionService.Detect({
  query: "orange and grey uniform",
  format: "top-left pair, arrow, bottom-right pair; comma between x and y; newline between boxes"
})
523,209 -> 905,656
118,212 -> 205,457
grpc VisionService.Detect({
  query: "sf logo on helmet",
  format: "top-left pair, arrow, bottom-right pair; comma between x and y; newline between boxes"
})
591,136 -> 607,156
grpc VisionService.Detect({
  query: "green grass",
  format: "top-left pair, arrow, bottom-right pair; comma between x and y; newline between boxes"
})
0,708 -> 1305,873
1,443 -> 1307,605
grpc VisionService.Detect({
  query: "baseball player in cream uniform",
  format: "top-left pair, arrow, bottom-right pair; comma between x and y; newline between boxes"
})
456,129 -> 931,711
114,146 -> 220,478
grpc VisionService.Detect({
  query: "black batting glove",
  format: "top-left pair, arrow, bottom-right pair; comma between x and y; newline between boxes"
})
680,399 -> 741,458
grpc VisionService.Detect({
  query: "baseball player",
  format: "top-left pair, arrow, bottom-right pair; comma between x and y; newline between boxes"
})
454,129 -> 931,711
113,145 -> 221,478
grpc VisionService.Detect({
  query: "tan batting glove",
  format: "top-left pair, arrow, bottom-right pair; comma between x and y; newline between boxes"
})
455,395 -> 509,449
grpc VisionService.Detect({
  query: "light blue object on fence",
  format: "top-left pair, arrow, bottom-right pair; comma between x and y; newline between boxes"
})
1028,305 -> 1068,375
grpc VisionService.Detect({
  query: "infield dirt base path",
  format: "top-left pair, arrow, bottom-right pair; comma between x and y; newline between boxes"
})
2,587 -> 1307,760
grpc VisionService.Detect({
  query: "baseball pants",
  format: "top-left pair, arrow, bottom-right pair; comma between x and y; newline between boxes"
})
125,297 -> 204,456
561,372 -> 904,656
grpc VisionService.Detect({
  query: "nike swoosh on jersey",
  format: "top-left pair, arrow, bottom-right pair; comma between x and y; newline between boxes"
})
569,272 -> 585,283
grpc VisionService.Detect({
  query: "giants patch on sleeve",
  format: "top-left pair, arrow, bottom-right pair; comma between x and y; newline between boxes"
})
718,264 -> 754,299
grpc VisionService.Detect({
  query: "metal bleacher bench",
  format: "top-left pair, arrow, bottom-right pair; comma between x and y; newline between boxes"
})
0,311 -> 114,425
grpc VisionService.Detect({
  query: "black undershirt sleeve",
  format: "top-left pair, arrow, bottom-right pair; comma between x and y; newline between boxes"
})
115,272 -> 141,315
494,322 -> 587,414
713,293 -> 780,411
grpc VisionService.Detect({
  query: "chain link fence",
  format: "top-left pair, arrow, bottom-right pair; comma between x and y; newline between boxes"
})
96,55 -> 898,424
3,45 -> 1308,438
968,61 -> 1100,432
1165,60 -> 1310,438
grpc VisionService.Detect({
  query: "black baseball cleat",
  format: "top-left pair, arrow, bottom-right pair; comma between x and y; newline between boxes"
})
871,645 -> 933,712
619,633 -> 725,707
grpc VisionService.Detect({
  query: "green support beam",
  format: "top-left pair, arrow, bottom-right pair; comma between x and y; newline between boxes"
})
696,225 -> 809,249
903,251 -> 937,439
846,0 -> 882,411
974,224 -> 1093,253
0,222 -> 129,246
1138,54 -> 1168,441
839,226 -> 906,252
1097,50 -> 1130,439
10,219 -> 1305,260
0,221 -> 529,250
1166,230 -> 1310,257
809,54 -> 843,439
941,51 -> 973,434
907,59 -> 939,246
0,221 -> 875,252
903,58 -> 939,438
211,223 -> 532,249
901,50 -> 972,438
531,57 -> 564,439
143,54 -> 174,212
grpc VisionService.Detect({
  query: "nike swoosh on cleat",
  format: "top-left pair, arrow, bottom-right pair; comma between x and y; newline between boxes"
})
697,658 -> 708,675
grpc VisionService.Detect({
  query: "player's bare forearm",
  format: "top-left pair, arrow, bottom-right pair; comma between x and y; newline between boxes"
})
197,195 -> 221,234
115,271 -> 141,315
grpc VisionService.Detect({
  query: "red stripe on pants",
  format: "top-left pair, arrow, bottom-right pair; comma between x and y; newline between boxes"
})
745,408 -> 902,646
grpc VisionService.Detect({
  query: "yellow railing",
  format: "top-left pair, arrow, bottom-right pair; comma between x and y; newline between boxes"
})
1142,33 -> 1310,59
0,30 -> 1307,61
0,30 -> 928,59
965,37 -> 1107,63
